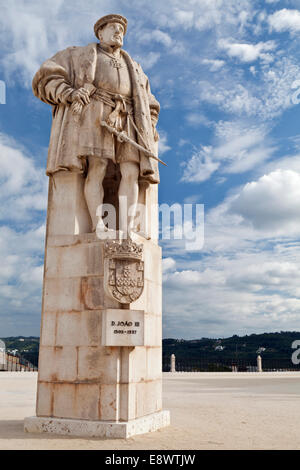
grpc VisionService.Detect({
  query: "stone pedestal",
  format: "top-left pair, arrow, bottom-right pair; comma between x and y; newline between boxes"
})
25,173 -> 169,438
24,411 -> 170,439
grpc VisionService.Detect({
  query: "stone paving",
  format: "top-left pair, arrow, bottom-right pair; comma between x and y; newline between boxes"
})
0,372 -> 300,449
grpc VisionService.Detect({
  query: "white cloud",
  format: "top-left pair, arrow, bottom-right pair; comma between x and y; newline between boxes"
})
163,160 -> 300,336
196,55 -> 300,120
185,113 -> 211,127
163,250 -> 300,338
202,59 -> 225,72
4,0 -> 292,124
203,168 -> 300,248
150,0 -> 253,33
163,167 -> 300,337
0,133 -> 48,221
135,51 -> 161,70
0,132 -> 47,334
198,81 -> 262,116
181,146 -> 220,183
0,0 -> 69,85
140,29 -> 172,47
173,9 -> 194,29
263,152 -> 300,175
181,120 -> 275,182
158,131 -> 171,155
218,39 -> 276,63
268,9 -> 300,34
0,224 -> 45,335
162,257 -> 176,273
214,121 -> 276,173
2,0 -> 300,340
230,169 -> 300,233
0,0 -> 254,86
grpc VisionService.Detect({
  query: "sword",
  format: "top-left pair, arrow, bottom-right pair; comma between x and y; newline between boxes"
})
100,121 -> 167,167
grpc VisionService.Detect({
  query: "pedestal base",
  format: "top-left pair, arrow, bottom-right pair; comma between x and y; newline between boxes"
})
24,410 -> 170,439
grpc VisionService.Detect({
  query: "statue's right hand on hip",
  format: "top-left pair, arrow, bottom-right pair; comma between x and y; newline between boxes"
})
71,88 -> 91,105
70,87 -> 91,116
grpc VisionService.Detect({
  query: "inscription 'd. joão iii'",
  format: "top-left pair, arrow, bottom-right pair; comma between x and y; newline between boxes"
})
102,309 -> 145,347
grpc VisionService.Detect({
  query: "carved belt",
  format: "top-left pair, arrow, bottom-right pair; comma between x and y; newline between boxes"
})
93,88 -> 134,134
71,86 -> 132,126
93,88 -> 133,109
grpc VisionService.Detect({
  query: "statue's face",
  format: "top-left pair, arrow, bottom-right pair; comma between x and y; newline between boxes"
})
99,22 -> 124,47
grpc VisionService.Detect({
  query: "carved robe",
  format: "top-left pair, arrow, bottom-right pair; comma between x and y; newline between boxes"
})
32,43 -> 160,184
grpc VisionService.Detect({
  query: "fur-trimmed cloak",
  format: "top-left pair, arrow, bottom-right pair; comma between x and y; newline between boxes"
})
32,43 -> 160,184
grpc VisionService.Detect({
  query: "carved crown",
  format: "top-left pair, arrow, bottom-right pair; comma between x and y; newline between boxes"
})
104,239 -> 143,260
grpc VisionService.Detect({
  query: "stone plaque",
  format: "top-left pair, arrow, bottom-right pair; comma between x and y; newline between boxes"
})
102,309 -> 145,346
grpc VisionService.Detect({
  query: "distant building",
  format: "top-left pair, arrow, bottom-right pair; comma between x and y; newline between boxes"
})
256,347 -> 266,354
8,349 -> 18,356
0,340 -> 6,370
215,345 -> 225,351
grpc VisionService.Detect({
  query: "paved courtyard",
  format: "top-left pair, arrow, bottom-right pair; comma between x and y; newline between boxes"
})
0,372 -> 299,449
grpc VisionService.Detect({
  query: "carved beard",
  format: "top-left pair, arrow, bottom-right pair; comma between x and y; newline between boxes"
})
99,34 -> 123,48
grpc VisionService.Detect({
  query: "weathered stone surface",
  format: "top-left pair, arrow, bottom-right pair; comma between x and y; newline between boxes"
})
47,233 -> 98,247
46,243 -> 104,278
130,347 -> 148,383
27,13 -> 168,439
144,314 -> 162,347
43,278 -> 82,312
52,383 -> 100,420
74,384 -> 100,420
25,411 -> 170,438
81,277 -> 104,310
56,310 -> 102,347
34,235 -> 164,433
77,346 -> 120,383
47,173 -> 92,237
40,312 -> 56,347
135,380 -> 162,418
99,384 -> 119,421
81,276 -> 120,310
146,280 -> 162,316
52,383 -> 77,419
38,346 -> 78,382
146,347 -> 163,381
119,383 -> 136,421
143,242 -> 162,283
36,382 -> 53,417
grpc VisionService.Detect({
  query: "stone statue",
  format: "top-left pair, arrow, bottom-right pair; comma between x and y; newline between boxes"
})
25,15 -> 170,439
32,14 -> 161,235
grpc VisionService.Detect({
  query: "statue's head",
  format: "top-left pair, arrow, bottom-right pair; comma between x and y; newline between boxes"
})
94,14 -> 127,48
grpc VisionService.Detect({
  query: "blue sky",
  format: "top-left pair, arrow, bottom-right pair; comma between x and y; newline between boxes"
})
1,0 -> 300,338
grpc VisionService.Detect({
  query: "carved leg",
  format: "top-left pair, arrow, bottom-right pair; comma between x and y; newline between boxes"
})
84,157 -> 108,232
119,161 -> 139,237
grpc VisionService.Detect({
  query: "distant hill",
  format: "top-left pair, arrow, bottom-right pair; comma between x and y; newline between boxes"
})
163,331 -> 300,369
0,337 -> 39,367
1,332 -> 300,370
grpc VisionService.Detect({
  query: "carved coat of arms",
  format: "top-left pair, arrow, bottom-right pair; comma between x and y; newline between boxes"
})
104,240 -> 144,304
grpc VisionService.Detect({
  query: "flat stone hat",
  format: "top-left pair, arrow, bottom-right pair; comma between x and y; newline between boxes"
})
94,14 -> 128,38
